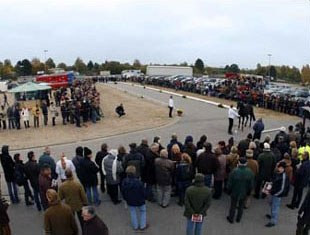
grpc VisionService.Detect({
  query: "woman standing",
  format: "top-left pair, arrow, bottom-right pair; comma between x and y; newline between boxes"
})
21,106 -> 30,128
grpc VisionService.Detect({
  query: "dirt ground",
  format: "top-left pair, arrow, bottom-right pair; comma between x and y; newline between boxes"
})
0,84 -> 171,150
137,83 -> 300,122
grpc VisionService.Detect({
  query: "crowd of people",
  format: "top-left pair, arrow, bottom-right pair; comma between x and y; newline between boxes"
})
0,123 -> 310,235
135,75 -> 308,118
0,79 -> 103,131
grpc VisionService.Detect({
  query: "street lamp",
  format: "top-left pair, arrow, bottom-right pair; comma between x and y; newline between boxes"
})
267,53 -> 272,79
44,49 -> 48,73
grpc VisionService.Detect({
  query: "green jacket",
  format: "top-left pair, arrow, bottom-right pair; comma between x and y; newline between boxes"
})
58,178 -> 88,212
227,166 -> 254,199
257,151 -> 276,180
184,182 -> 212,218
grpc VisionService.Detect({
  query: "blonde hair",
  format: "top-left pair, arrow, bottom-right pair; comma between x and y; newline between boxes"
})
126,165 -> 136,175
171,144 -> 181,154
181,153 -> 192,164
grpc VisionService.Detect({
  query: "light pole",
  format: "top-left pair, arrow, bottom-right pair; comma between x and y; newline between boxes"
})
267,53 -> 272,79
44,49 -> 48,73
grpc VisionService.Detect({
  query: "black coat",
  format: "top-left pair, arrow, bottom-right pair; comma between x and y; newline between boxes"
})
80,157 -> 99,187
0,147 -> 15,182
83,216 -> 109,235
24,160 -> 40,189
95,151 -> 108,181
299,189 -> 310,224
144,151 -> 158,185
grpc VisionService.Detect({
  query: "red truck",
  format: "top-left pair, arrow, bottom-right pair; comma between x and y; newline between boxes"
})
35,72 -> 76,89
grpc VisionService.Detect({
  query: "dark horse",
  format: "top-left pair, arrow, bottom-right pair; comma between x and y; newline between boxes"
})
237,101 -> 256,130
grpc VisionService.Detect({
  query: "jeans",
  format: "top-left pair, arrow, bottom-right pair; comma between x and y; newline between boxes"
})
157,185 -> 171,207
86,186 -> 100,205
228,196 -> 246,222
23,181 -> 34,204
186,218 -> 203,235
204,174 -> 212,188
32,187 -> 42,211
6,181 -> 19,203
270,195 -> 281,225
128,205 -> 147,230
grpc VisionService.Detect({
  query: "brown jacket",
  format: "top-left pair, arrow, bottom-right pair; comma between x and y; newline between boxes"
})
58,177 -> 88,212
247,159 -> 259,176
44,202 -> 78,235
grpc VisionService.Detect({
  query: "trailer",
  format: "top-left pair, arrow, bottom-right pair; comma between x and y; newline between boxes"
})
146,66 -> 193,76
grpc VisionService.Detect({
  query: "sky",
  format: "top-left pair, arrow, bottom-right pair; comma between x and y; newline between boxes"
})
0,0 -> 309,69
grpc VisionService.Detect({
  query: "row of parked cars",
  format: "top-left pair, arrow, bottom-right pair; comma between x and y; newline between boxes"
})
264,83 -> 310,101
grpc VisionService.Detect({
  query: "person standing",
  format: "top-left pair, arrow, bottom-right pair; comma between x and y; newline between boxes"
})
50,102 -> 57,126
296,189 -> 310,235
123,143 -> 145,179
265,162 -> 290,227
95,143 -> 109,194
55,153 -> 76,182
13,153 -> 34,206
287,151 -> 310,210
253,118 -> 265,140
226,158 -> 254,224
58,169 -> 88,228
184,173 -> 212,235
0,145 -> 19,204
39,147 -> 57,180
228,104 -> 239,135
168,95 -> 174,118
41,101 -> 48,126
155,149 -> 174,208
72,146 -> 84,184
144,143 -> 159,202
33,104 -> 40,128
39,165 -> 54,210
24,151 -> 42,211
14,104 -> 20,130
82,206 -> 109,235
102,150 -> 123,204
122,166 -> 148,231
80,147 -> 100,206
44,189 -> 78,235
213,148 -> 226,199
0,106 -> 7,130
254,143 -> 276,199
6,105 -> 15,129
21,106 -> 30,128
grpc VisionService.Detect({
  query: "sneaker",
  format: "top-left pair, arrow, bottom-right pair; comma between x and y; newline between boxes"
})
140,224 -> 149,231
265,222 -> 275,227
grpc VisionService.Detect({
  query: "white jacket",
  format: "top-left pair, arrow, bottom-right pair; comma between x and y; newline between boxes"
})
21,108 -> 30,121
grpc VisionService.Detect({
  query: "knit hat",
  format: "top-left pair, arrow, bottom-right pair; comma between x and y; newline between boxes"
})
185,135 -> 193,144
263,143 -> 271,151
238,158 -> 247,166
194,173 -> 204,183
246,149 -> 253,158
84,147 -> 92,157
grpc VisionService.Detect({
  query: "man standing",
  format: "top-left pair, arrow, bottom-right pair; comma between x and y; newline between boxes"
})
58,169 -> 88,228
228,104 -> 239,135
82,206 -> 109,235
265,162 -> 290,227
226,158 -> 254,224
296,189 -> 310,235
44,189 -> 78,235
168,95 -> 174,118
253,118 -> 265,140
41,101 -> 48,126
38,147 -> 57,180
95,143 -> 109,193
184,173 -> 212,235
287,151 -> 310,210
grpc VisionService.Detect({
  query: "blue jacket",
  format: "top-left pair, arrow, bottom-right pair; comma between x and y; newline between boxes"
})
121,176 -> 145,207
253,120 -> 264,133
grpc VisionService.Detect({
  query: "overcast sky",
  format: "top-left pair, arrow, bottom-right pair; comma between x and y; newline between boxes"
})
0,0 -> 309,68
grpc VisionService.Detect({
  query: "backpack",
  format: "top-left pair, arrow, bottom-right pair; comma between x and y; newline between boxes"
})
14,166 -> 25,186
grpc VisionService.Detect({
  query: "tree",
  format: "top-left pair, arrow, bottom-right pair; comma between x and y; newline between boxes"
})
57,62 -> 67,70
133,59 -> 141,68
301,64 -> 310,84
194,58 -> 204,74
87,60 -> 94,71
31,58 -> 45,75
74,57 -> 87,74
45,58 -> 56,69
180,62 -> 188,66
1,59 -> 14,79
269,65 -> 277,79
229,64 -> 240,73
